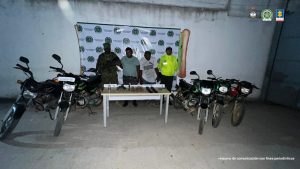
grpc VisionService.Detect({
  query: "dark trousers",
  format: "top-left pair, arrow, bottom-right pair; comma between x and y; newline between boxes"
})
161,75 -> 174,92
122,76 -> 138,106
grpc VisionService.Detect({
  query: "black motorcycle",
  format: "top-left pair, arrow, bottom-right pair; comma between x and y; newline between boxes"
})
0,56 -> 61,140
172,79 -> 194,111
206,70 -> 231,128
189,71 -> 216,135
50,54 -> 102,136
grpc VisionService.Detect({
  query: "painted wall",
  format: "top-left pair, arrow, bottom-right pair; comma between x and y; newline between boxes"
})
265,0 -> 300,108
0,0 -> 278,98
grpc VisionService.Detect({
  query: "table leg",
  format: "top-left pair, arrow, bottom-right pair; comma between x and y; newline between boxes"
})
103,96 -> 107,127
165,95 -> 169,123
160,95 -> 163,115
197,106 -> 201,120
107,96 -> 109,117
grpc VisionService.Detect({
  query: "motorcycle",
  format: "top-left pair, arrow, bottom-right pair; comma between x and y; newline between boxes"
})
172,79 -> 193,111
76,68 -> 102,109
228,79 -> 258,126
0,56 -> 61,140
206,70 -> 231,128
189,71 -> 216,135
50,54 -> 102,136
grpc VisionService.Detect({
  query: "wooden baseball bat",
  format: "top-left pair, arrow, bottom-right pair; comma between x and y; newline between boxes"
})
178,29 -> 190,78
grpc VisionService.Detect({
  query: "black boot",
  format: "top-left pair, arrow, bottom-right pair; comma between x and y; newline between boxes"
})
123,101 -> 128,107
133,100 -> 138,107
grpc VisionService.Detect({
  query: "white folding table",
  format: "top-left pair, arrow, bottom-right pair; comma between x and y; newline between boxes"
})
101,84 -> 171,127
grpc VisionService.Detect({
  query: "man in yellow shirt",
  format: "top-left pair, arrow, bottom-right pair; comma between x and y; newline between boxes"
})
158,47 -> 178,92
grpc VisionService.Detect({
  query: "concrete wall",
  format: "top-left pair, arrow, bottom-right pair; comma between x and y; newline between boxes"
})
0,0 -> 278,98
265,0 -> 300,108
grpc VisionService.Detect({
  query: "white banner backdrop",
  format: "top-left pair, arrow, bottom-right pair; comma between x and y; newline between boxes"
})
75,22 -> 180,73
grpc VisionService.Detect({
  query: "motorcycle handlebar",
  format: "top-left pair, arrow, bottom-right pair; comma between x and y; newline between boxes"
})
16,64 -> 27,70
207,77 -> 216,80
49,66 -> 57,69
15,63 -> 33,76
15,64 -> 32,74
49,66 -> 65,73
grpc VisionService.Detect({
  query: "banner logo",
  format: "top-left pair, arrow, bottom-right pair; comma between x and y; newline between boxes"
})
132,28 -> 139,35
87,56 -> 95,63
150,49 -> 156,55
105,37 -> 112,44
86,36 -> 93,43
81,65 -> 86,72
150,30 -> 156,36
77,25 -> 83,32
167,30 -> 174,37
114,47 -> 121,54
94,26 -> 102,33
96,47 -> 103,53
158,40 -> 164,46
79,46 -> 85,52
175,40 -> 179,47
123,38 -> 130,44
114,27 -> 121,34
141,39 -> 147,45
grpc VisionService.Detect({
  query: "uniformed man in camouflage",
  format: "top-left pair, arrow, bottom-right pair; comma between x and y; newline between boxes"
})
96,43 -> 122,87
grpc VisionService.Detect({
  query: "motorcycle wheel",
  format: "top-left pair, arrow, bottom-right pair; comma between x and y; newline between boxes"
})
0,103 -> 26,140
212,104 -> 223,128
231,100 -> 245,126
173,97 -> 183,109
198,109 -> 206,135
53,108 -> 66,137
172,92 -> 183,109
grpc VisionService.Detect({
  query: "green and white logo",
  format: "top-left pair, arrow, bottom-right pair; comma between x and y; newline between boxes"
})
141,39 -> 147,45
105,37 -> 112,44
175,40 -> 180,47
132,28 -> 139,35
150,49 -> 156,55
150,30 -> 156,36
114,27 -> 121,34
261,9 -> 273,21
87,56 -> 95,63
81,65 -> 86,72
79,46 -> 85,52
158,40 -> 164,46
167,30 -> 174,37
86,36 -> 93,43
96,47 -> 103,53
94,26 -> 102,33
77,25 -> 82,32
114,47 -> 121,54
123,38 -> 130,44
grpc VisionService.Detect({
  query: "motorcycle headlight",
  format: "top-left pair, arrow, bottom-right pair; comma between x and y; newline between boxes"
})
201,88 -> 211,95
218,86 -> 228,93
23,90 -> 37,99
63,84 -> 75,92
241,87 -> 250,94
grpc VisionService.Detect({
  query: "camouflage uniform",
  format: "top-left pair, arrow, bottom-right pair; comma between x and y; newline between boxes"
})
96,52 -> 121,86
